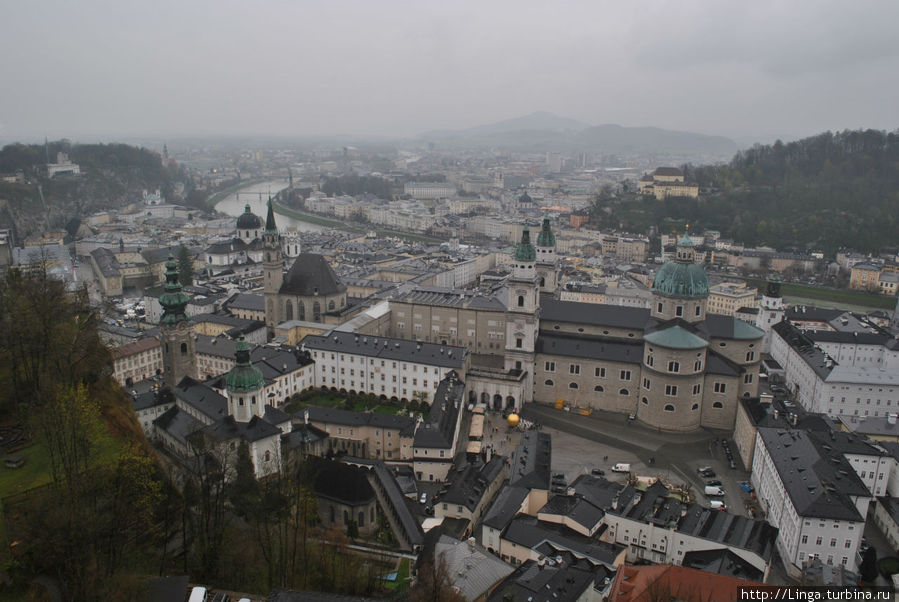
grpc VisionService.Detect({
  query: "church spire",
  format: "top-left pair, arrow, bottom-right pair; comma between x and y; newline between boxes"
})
159,253 -> 190,327
265,197 -> 278,232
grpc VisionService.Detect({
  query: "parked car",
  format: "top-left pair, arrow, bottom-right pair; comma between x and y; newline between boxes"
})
611,463 -> 631,473
700,470 -> 716,479
591,468 -> 606,476
420,492 -> 428,504
706,480 -> 722,487
552,473 -> 565,480
704,486 -> 726,496
697,466 -> 712,474
709,500 -> 727,510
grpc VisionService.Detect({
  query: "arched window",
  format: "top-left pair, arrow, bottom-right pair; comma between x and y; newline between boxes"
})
328,300 -> 336,311
358,511 -> 365,527
285,300 -> 293,321
569,382 -> 579,389
664,404 -> 675,412
343,511 -> 349,524
619,388 -> 629,396
540,277 -> 545,287
594,385 -> 604,392
641,396 -> 648,405
517,295 -> 525,307
544,379 -> 554,386
695,306 -> 701,316
313,301 -> 321,321
691,403 -> 699,410
647,355 -> 654,367
264,450 -> 271,462
298,302 -> 305,321
713,401 -> 723,408
180,342 -> 187,355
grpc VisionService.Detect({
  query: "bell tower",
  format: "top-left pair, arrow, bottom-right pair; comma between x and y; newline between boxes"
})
263,199 -> 283,338
535,215 -> 558,292
504,226 -> 540,407
159,253 -> 196,387
225,335 -> 266,422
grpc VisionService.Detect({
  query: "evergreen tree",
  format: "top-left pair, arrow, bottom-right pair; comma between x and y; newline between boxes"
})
177,246 -> 194,287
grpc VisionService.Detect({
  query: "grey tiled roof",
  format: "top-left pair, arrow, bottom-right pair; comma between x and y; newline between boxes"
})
280,253 -> 345,296
173,376 -> 228,423
439,457 -> 506,511
535,333 -> 643,364
302,331 -> 467,369
757,427 -> 871,521
414,373 -> 464,448
540,298 -> 650,329
305,406 -> 416,437
203,414 -> 282,444
435,535 -> 514,601
503,516 -> 623,568
510,432 -> 552,490
482,485 -> 530,530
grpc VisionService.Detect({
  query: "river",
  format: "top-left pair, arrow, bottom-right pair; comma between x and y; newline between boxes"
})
214,179 -> 326,233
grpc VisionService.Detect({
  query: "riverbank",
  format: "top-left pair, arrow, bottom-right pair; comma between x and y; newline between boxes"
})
272,202 -> 443,244
204,177 -> 269,211
733,276 -> 895,312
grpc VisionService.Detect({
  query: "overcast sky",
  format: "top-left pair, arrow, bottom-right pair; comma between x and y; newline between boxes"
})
1,0 -> 897,145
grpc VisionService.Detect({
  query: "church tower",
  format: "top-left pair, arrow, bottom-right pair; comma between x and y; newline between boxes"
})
159,253 -> 196,387
535,215 -> 559,292
225,335 -> 266,422
757,280 -> 785,352
504,226 -> 540,407
263,199 -> 283,338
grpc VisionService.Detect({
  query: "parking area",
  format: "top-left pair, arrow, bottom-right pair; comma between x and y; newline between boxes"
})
522,403 -> 757,514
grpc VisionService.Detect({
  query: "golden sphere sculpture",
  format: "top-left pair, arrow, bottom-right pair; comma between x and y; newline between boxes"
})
507,413 -> 520,427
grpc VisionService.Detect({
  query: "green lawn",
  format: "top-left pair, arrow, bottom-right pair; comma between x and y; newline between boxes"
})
741,278 -> 895,311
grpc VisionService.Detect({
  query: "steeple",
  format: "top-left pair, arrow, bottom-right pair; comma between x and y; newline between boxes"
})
514,227 -> 536,262
265,197 -> 278,232
536,215 -> 556,248
159,252 -> 196,387
159,253 -> 190,327
263,198 -> 284,338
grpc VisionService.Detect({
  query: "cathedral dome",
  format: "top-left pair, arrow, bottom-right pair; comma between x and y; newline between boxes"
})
236,204 -> 263,230
225,335 -> 264,393
652,234 -> 709,298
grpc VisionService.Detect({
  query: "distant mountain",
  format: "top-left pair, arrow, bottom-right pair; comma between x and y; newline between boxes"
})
418,112 -> 737,159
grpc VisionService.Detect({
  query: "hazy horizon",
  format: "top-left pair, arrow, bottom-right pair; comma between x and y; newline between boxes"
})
2,0 -> 897,146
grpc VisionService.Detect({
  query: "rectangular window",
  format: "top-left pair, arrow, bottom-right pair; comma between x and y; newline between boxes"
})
668,361 -> 680,373
744,374 -> 753,384
596,367 -> 606,378
714,382 -> 726,393
570,364 -> 580,375
693,384 -> 701,395
620,370 -> 631,381
643,378 -> 651,390
675,306 -> 683,317
665,385 -> 678,396
545,361 -> 556,372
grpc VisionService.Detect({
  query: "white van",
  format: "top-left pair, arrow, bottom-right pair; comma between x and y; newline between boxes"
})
611,463 -> 631,473
188,587 -> 207,602
709,500 -> 727,510
704,485 -> 725,496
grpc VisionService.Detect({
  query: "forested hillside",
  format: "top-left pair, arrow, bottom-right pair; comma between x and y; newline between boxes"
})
0,140 -> 184,241
592,129 -> 899,254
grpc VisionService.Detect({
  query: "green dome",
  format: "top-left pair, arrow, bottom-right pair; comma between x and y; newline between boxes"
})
225,336 -> 264,393
536,216 -> 555,248
514,227 -> 536,262
652,261 -> 709,298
